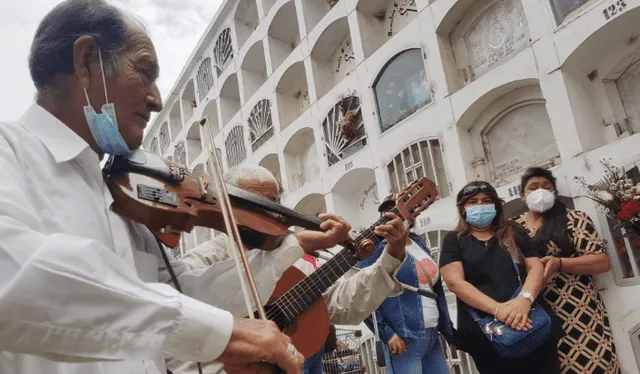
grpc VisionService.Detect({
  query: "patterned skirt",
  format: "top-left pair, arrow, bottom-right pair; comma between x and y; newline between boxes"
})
543,272 -> 620,374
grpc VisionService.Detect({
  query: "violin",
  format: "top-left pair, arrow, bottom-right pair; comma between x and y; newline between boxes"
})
103,149 -> 323,250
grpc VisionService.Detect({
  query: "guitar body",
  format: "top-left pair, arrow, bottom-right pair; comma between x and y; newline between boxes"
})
268,266 -> 331,358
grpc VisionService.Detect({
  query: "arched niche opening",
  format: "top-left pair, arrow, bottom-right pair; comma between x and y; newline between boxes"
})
373,48 -> 432,133
200,100 -> 220,153
322,94 -> 366,167
234,0 -> 259,51
276,61 -> 310,129
214,28 -> 234,77
356,0 -> 417,58
284,127 -> 318,192
173,141 -> 187,166
294,193 -> 327,217
258,153 -> 283,189
549,0 -> 593,25
248,99 -> 274,152
241,41 -> 268,102
438,0 -> 531,93
301,0 -> 337,35
181,80 -> 197,122
196,57 -> 215,102
220,73 -> 241,125
310,17 -> 355,99
169,101 -> 182,139
459,84 -> 561,186
225,125 -> 247,169
159,122 -> 171,154
263,0 -> 278,15
386,137 -> 451,198
560,4 -> 640,148
186,121 -> 202,165
268,1 -> 301,72
148,137 -> 159,155
331,168 -> 379,234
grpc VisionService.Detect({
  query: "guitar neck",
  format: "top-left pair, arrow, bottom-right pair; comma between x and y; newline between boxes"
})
273,209 -> 402,326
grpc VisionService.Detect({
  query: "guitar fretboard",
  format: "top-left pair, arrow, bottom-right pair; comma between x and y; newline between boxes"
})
271,208 -> 403,327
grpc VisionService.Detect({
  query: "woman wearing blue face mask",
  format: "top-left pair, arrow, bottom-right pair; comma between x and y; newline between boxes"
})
439,181 -> 561,373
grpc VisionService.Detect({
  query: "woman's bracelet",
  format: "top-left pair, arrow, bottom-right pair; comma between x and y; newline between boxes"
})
559,257 -> 563,273
494,303 -> 501,319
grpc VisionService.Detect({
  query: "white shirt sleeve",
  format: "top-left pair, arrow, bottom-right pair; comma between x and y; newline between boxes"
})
162,234 -> 304,317
323,251 -> 404,325
0,135 -> 233,364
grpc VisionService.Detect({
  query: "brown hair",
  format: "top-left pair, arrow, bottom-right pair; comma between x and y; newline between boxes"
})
454,181 -> 523,262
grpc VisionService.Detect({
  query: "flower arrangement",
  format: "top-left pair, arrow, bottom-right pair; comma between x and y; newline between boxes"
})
574,158 -> 640,235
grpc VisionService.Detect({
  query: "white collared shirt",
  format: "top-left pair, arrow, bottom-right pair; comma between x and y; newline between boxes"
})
0,104 -> 248,374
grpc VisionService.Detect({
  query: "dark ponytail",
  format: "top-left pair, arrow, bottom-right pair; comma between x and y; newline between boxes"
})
531,201 -> 573,257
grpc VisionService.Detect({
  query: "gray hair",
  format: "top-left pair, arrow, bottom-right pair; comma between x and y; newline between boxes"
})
29,0 -> 144,98
223,164 -> 281,196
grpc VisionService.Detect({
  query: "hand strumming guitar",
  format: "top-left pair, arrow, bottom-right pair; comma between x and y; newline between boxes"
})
218,318 -> 304,373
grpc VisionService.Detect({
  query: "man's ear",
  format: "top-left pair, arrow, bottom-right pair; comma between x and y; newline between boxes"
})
72,36 -> 98,91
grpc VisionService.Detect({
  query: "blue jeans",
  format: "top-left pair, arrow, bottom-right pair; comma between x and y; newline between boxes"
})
382,328 -> 448,374
304,344 -> 325,374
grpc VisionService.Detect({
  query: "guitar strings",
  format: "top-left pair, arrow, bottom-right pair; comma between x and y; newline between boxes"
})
266,207 -> 405,324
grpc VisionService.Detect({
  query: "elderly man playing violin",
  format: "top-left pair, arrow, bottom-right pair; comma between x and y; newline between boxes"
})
168,164 -> 410,374
0,1 -> 353,374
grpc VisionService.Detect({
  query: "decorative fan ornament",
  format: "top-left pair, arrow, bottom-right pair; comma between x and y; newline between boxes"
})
248,99 -> 274,151
225,126 -> 247,168
149,137 -> 159,154
196,58 -> 215,102
322,95 -> 367,166
214,28 -> 234,77
159,122 -> 170,153
174,141 -> 187,166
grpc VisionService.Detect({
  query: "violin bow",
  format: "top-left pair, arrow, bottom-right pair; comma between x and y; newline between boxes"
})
204,125 -> 268,321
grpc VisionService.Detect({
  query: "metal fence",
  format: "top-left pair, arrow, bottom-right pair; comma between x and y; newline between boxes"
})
322,329 -> 365,374
323,328 -> 478,374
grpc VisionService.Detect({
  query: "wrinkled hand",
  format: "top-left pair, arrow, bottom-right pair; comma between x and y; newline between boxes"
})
294,213 -> 351,253
497,299 -> 532,331
218,318 -> 303,374
540,256 -> 561,282
387,334 -> 406,355
374,212 -> 409,261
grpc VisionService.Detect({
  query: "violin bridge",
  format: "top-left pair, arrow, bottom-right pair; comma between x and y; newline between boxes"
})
198,173 -> 209,199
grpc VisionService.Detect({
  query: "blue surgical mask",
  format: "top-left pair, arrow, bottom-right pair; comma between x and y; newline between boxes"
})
465,204 -> 497,228
83,49 -> 130,156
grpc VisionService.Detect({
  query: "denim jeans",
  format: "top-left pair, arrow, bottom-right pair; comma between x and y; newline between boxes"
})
303,344 -> 325,374
382,328 -> 448,374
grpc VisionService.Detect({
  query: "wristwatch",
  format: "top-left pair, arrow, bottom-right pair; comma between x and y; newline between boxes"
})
519,291 -> 535,303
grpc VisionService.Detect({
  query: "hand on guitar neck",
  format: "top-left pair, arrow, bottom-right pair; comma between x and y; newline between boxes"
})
373,212 -> 410,261
293,213 -> 354,254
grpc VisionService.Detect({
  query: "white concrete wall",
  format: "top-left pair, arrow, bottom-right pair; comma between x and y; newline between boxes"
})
142,0 -> 640,371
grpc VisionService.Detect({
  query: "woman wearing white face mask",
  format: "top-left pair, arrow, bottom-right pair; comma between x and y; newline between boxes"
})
515,167 -> 620,374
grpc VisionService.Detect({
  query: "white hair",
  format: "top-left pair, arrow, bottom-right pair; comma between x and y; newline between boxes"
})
223,164 -> 279,188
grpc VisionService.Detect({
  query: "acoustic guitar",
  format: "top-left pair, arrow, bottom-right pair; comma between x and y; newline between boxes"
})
263,178 -> 439,358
